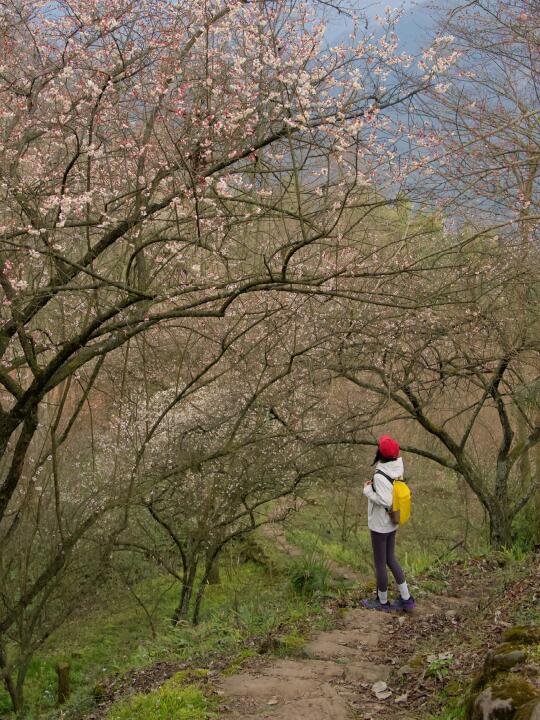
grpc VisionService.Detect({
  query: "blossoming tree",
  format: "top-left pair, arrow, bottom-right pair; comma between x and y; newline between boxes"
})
0,0 -> 458,711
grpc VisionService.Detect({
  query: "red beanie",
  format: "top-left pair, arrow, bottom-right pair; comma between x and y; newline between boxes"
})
378,435 -> 400,460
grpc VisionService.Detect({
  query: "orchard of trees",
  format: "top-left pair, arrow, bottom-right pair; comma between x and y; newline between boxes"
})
0,0 -> 538,714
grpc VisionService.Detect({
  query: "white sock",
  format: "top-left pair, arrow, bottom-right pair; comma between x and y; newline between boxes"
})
378,589 -> 388,604
398,582 -> 410,601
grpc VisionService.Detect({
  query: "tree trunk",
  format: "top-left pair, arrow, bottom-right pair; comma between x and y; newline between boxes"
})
535,440 -> 540,544
4,671 -> 24,716
516,411 -> 531,492
491,456 -> 513,549
340,487 -> 351,543
0,644 -> 20,714
192,571 -> 211,626
56,663 -> 71,705
206,547 -> 220,585
11,654 -> 33,717
488,504 -> 513,550
172,560 -> 198,624
0,408 -> 38,524
192,548 -> 222,625
173,583 -> 192,624
3,673 -> 20,715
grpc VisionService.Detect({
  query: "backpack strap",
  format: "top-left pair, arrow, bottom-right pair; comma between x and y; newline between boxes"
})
372,470 -> 402,524
374,469 -> 394,484
372,469 -> 393,511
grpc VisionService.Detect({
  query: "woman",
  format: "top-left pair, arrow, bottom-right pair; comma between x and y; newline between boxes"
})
362,435 -> 415,612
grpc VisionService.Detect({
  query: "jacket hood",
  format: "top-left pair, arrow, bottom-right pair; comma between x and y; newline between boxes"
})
375,457 -> 404,479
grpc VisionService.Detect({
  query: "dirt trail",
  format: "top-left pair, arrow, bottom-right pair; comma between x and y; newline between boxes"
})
216,546 -> 477,720
218,606 -> 394,720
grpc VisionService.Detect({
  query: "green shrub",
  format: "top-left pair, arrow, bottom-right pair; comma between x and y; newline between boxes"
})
288,553 -> 331,597
426,654 -> 453,681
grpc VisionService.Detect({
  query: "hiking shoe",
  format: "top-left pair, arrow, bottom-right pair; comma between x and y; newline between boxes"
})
390,595 -> 416,612
361,597 -> 391,612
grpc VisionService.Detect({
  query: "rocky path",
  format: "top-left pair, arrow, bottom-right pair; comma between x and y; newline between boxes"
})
216,592 -> 477,720
82,538 -> 534,720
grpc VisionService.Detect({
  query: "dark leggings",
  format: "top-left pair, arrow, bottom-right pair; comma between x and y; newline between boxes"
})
370,530 -> 405,591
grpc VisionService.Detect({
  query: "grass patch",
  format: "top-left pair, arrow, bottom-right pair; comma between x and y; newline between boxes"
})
0,575 -> 180,719
285,525 -> 372,575
106,674 -> 216,720
274,631 -> 307,658
221,649 -> 259,677
281,490 -> 483,585
0,554 -> 326,719
428,704 -> 466,720
0,484 -> 494,720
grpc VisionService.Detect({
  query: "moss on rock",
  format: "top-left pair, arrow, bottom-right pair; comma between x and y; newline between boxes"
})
501,627 -> 540,647
467,677 -> 539,720
496,643 -> 531,656
514,699 -> 540,720
488,650 -> 528,672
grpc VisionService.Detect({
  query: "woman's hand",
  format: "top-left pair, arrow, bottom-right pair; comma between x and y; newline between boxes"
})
364,480 -> 372,487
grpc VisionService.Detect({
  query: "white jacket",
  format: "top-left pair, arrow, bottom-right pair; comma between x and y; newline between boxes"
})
363,458 -> 404,533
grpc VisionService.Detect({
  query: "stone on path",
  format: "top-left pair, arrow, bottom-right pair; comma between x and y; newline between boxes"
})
227,695 -> 349,720
258,659 -> 346,681
221,673 -> 336,702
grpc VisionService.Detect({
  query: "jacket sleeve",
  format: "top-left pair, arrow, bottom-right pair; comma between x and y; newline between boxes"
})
363,474 -> 393,508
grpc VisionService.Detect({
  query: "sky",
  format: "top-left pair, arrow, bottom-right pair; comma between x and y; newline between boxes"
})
326,0 -> 435,53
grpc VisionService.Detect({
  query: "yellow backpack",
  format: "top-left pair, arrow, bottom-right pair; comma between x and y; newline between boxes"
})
375,470 -> 412,525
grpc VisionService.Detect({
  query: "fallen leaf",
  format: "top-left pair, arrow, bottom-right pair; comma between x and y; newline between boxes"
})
395,693 -> 408,703
397,664 -> 413,676
267,696 -> 279,706
427,651 -> 453,663
372,681 -> 387,695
